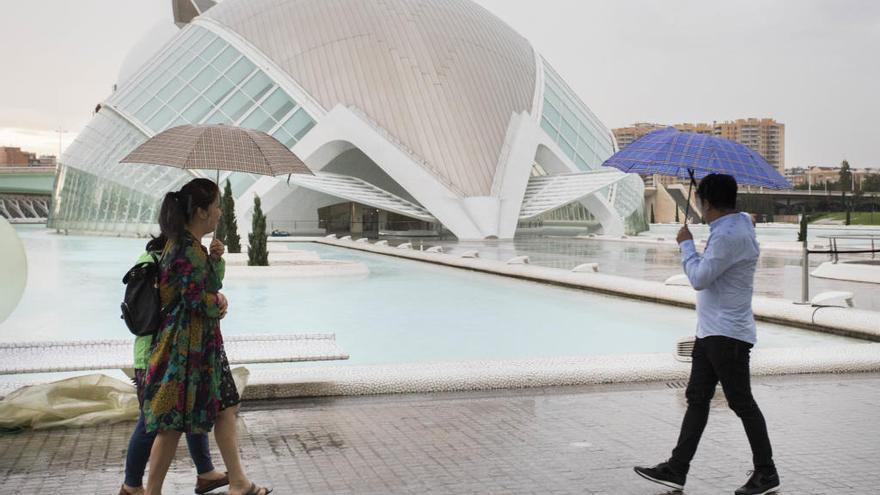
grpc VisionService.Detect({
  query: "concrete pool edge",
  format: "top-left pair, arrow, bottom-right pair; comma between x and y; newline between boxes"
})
2,344 -> 877,401
300,238 -> 880,342
240,343 -> 880,400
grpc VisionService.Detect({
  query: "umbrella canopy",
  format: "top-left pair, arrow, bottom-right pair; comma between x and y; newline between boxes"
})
120,124 -> 313,176
603,127 -> 789,189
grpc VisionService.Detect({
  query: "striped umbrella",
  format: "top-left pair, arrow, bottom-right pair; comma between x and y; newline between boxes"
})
120,124 -> 313,178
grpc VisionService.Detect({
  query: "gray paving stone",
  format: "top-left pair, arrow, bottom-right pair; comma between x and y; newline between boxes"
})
1,373 -> 878,494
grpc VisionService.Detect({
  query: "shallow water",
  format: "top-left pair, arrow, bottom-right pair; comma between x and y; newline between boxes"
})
1,226 -> 861,371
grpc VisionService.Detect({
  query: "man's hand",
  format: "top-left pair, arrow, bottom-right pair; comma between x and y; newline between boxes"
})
216,292 -> 228,319
676,224 -> 693,244
210,239 -> 225,262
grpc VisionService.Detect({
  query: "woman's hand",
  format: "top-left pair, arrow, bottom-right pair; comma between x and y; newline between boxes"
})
216,292 -> 228,319
210,239 -> 225,262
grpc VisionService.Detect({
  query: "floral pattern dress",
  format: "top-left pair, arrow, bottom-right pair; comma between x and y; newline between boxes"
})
142,231 -> 239,433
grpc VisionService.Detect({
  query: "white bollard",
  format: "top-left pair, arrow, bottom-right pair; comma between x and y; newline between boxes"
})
375,240 -> 388,246
571,263 -> 599,273
811,291 -> 855,308
339,235 -> 352,241
397,242 -> 412,250
460,250 -> 479,258
355,237 -> 369,243
425,246 -> 443,253
506,255 -> 529,265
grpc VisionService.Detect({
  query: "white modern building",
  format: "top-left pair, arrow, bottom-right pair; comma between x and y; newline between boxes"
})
50,0 -> 646,240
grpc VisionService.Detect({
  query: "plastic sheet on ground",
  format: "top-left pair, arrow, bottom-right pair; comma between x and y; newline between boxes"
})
0,367 -> 250,430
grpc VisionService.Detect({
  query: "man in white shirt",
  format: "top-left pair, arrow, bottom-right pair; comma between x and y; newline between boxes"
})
634,174 -> 780,495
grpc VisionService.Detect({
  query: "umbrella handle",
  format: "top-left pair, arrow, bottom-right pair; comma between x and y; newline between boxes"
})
683,169 -> 696,224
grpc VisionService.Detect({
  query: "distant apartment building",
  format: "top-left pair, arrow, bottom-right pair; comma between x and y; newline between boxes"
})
0,147 -> 56,167
715,118 -> 784,176
0,147 -> 32,166
613,118 -> 785,185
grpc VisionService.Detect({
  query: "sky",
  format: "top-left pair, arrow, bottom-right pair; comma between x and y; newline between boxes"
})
1,0 -> 878,168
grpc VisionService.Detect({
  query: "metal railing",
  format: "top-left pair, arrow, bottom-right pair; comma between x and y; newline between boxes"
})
798,232 -> 880,304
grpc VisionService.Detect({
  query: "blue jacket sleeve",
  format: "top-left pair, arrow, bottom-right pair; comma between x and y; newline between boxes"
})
679,235 -> 739,291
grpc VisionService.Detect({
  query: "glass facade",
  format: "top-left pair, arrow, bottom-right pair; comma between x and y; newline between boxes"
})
48,110 -> 192,235
539,61 -> 615,172
109,25 -> 315,147
538,60 -> 646,234
51,24 -> 317,235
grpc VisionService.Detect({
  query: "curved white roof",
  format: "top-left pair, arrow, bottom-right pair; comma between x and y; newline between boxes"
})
204,0 -> 537,197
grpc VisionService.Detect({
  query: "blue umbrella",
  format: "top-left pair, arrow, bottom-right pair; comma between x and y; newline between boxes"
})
603,127 -> 790,221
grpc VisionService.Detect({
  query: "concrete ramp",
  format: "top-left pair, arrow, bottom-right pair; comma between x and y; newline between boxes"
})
665,184 -> 702,223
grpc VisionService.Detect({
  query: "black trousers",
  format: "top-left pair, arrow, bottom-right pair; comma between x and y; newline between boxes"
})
669,336 -> 774,475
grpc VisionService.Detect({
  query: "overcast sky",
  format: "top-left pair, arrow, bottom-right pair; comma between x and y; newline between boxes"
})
1,0 -> 878,168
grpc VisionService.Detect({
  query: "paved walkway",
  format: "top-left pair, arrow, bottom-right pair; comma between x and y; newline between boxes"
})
1,373 -> 878,494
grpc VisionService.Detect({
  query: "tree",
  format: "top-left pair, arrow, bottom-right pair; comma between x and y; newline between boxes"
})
219,180 -> 241,253
862,173 -> 880,192
839,160 -> 853,192
797,209 -> 808,242
247,194 -> 269,266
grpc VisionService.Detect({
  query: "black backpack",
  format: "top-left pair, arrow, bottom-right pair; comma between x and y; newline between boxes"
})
120,251 -> 177,336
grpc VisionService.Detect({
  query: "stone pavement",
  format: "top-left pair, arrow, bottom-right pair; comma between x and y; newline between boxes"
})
1,372 -> 878,494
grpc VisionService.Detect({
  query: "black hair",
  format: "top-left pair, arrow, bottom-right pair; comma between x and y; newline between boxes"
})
158,178 -> 220,242
696,173 -> 737,210
145,233 -> 168,253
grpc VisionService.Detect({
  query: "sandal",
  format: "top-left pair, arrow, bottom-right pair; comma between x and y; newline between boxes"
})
118,485 -> 142,495
195,472 -> 230,494
243,482 -> 273,495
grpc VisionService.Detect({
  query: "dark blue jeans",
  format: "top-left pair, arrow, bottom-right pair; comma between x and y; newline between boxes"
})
123,370 -> 215,488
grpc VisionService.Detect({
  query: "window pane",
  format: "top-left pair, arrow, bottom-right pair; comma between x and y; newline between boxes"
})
282,109 -> 315,140
146,68 -> 176,95
179,55 -> 207,84
261,88 -> 296,122
170,115 -> 189,127
226,57 -> 255,85
126,91 -> 152,114
181,97 -> 213,123
272,128 -> 295,148
204,77 -> 235,104
241,71 -> 273,101
198,37 -> 225,62
156,77 -> 184,103
212,47 -> 239,72
219,91 -> 254,122
559,118 -> 577,145
168,85 -> 197,112
543,100 -> 561,126
135,98 -> 162,123
540,116 -> 557,138
204,109 -> 230,124
190,65 -> 220,92
147,105 -> 176,131
240,107 -> 273,131
558,137 -> 575,160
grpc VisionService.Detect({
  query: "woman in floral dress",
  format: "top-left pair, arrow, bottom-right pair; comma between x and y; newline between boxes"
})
142,178 -> 271,495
